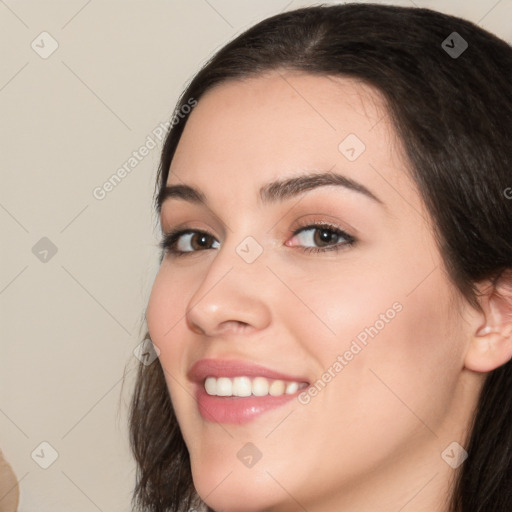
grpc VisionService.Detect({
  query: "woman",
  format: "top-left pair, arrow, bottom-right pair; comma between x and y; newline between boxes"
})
129,3 -> 512,511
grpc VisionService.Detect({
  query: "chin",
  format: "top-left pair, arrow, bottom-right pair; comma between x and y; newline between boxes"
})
191,462 -> 287,512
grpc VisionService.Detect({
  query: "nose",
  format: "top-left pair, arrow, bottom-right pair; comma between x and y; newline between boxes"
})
185,241 -> 273,337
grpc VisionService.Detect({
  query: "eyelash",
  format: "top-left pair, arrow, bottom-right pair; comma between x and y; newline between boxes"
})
159,221 -> 356,257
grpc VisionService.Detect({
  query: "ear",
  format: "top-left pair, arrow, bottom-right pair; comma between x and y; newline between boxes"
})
464,269 -> 512,373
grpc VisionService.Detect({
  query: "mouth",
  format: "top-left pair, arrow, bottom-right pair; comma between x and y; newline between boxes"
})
189,358 -> 311,425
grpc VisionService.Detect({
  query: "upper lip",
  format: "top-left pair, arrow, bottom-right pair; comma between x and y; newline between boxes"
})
188,358 -> 310,384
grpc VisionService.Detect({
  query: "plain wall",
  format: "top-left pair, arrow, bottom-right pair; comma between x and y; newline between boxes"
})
1,0 -> 510,510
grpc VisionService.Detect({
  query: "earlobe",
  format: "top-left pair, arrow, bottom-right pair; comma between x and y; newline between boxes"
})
464,270 -> 512,373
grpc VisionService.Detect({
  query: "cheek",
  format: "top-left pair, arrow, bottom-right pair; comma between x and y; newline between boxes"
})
275,269 -> 462,491
281,259 -> 401,361
145,274 -> 170,348
289,248 -> 462,422
324,270 -> 461,429
145,269 -> 195,425
146,267 -> 188,364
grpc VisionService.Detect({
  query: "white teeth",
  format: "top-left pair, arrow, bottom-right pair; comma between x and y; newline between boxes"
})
233,377 -> 252,397
252,377 -> 269,396
284,381 -> 299,394
216,377 -> 232,396
204,377 -> 217,395
203,376 -> 305,397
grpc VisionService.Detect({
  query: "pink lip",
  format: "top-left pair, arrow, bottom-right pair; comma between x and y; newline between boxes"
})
189,358 -> 309,383
189,358 -> 310,425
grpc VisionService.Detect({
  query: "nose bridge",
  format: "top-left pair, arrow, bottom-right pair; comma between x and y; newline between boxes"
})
185,232 -> 272,335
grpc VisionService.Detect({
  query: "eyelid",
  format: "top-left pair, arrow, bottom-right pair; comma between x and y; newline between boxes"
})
288,212 -> 358,238
289,221 -> 353,240
160,219 -> 222,242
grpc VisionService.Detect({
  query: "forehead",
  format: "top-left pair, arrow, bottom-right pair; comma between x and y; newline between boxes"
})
179,72 -> 392,151
168,71 -> 424,219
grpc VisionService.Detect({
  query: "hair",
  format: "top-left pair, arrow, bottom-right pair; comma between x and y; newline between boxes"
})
129,3 -> 512,511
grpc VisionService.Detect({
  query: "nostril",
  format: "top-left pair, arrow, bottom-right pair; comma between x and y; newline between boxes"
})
188,321 -> 205,335
220,320 -> 251,333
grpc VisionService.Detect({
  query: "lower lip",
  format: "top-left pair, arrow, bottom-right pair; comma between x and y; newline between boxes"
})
195,384 -> 302,425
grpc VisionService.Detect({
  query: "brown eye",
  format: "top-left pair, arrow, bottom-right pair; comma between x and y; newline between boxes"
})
160,230 -> 220,256
289,223 -> 356,254
313,227 -> 341,247
187,233 -> 214,251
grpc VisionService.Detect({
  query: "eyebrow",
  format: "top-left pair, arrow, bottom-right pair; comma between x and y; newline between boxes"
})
157,171 -> 384,213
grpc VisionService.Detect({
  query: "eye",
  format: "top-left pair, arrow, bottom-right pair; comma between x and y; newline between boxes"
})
288,222 -> 356,254
159,229 -> 220,256
159,222 -> 356,257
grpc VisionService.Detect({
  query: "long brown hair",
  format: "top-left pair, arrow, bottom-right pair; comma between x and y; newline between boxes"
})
129,4 -> 512,511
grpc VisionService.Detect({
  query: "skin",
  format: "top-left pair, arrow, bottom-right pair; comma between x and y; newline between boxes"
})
145,71 -> 512,512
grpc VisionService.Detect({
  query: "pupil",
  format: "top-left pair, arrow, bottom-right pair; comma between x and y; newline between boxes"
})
192,234 -> 209,249
316,228 -> 334,246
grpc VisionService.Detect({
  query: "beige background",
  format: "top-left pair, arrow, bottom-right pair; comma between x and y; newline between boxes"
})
1,0 -> 510,510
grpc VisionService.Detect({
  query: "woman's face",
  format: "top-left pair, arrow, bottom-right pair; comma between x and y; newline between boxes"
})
146,72 -> 482,511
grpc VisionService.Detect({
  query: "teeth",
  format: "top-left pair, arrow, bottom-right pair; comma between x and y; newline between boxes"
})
204,376 -> 306,397
252,376 -> 269,396
284,381 -> 298,394
269,379 -> 285,396
233,376 -> 252,397
216,377 -> 232,396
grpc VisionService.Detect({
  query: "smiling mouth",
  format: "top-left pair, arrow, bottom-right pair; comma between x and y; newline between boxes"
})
189,358 -> 311,424
203,375 -> 309,397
